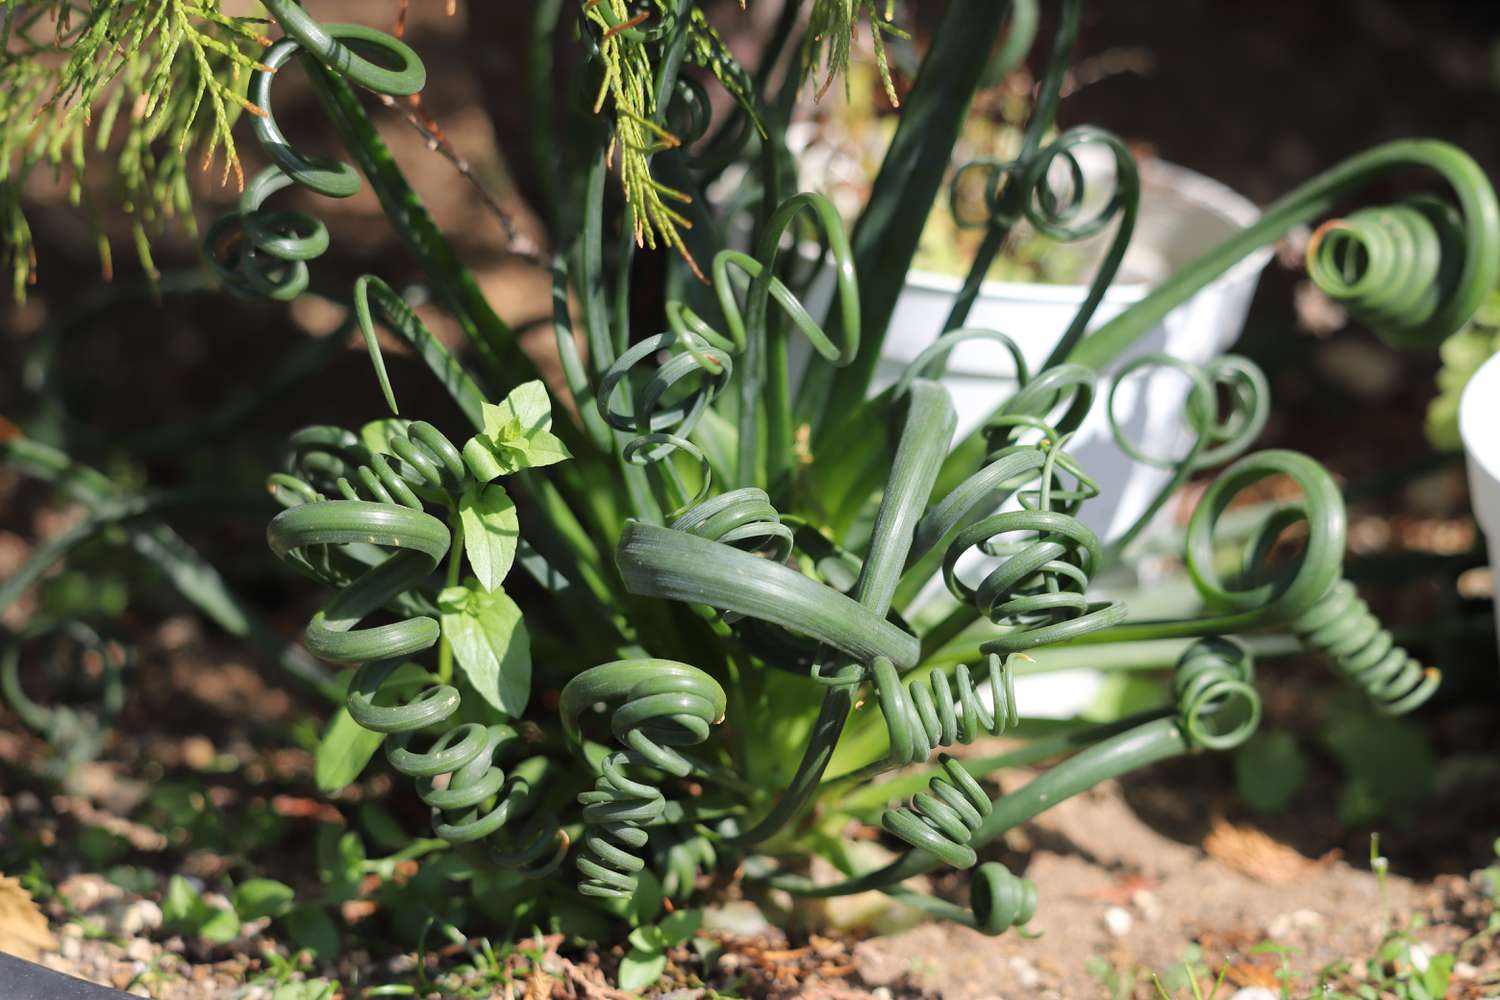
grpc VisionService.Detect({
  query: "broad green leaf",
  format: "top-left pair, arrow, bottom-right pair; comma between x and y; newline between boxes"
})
1421,952 -> 1454,998
458,484 -> 518,592
357,801 -> 411,852
462,380 -> 571,481
617,948 -> 667,992
233,879 -> 295,921
1232,731 -> 1307,815
161,875 -> 203,932
628,925 -> 665,952
316,828 -> 366,903
439,582 -> 531,717
199,906 -> 241,943
657,908 -> 703,947
283,905 -> 339,961
315,704 -> 384,794
163,875 -> 240,942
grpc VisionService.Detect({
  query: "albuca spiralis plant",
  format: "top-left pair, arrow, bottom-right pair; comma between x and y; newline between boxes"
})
4,0 -> 1498,952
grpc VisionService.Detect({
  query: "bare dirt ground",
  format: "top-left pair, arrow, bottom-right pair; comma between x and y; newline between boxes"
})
4,2 -> 1500,998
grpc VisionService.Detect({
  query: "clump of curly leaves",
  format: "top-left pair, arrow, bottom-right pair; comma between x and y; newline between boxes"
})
4,0 -> 1497,955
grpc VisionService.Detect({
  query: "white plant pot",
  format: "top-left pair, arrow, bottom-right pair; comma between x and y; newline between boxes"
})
866,157 -> 1273,544
795,157 -> 1271,718
1460,350 -> 1500,653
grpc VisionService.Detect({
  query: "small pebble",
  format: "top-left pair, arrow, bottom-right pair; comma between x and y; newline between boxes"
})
1267,907 -> 1324,940
110,899 -> 164,938
1131,889 -> 1162,924
61,936 -> 83,962
1228,989 -> 1279,1000
125,938 -> 155,963
1010,955 -> 1042,988
1454,961 -> 1479,979
58,874 -> 121,913
871,989 -> 893,1000
1103,906 -> 1132,937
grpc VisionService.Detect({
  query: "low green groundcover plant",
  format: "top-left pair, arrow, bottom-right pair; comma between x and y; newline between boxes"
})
3,0 -> 1498,963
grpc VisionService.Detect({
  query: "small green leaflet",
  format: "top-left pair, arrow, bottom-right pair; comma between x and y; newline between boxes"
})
459,483 -> 518,592
313,661 -> 432,792
439,581 -> 531,717
617,948 -> 667,992
232,879 -> 295,921
620,909 -> 702,992
162,875 -> 240,943
463,380 -> 571,481
315,704 -> 384,794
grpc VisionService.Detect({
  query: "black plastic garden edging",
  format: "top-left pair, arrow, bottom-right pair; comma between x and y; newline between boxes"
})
0,953 -> 131,1000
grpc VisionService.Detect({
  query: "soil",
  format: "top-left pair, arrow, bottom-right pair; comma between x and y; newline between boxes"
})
4,2 -> 1500,998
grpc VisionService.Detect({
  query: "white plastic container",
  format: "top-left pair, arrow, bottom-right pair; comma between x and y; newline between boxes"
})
866,157 -> 1273,544
836,157 -> 1271,719
1460,350 -> 1500,650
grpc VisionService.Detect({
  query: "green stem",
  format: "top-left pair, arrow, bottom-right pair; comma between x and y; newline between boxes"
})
436,510 -> 464,685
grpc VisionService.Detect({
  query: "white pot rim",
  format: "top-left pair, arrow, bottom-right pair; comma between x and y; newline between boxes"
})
901,157 -> 1274,305
1460,350 -> 1500,534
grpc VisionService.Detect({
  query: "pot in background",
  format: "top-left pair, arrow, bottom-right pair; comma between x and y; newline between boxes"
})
1460,350 -> 1500,656
866,155 -> 1273,545
814,156 -> 1271,719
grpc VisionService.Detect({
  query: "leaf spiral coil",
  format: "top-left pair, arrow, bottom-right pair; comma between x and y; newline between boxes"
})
205,0 -> 424,300
940,434 -> 1126,653
560,659 -> 727,898
1170,637 -> 1261,750
1290,581 -> 1439,715
868,654 -> 1018,867
1107,354 -> 1269,472
1181,450 -> 1437,713
267,420 -> 566,874
969,862 -> 1039,937
1,621 -> 128,761
1306,198 -> 1473,349
596,191 -> 857,480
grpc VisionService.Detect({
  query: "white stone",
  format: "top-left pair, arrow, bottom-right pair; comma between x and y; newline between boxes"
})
114,900 -> 163,937
1009,956 -> 1042,988
1103,906 -> 1132,937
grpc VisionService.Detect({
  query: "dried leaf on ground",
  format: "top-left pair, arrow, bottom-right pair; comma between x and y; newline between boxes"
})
1203,817 -> 1338,884
0,874 -> 56,961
